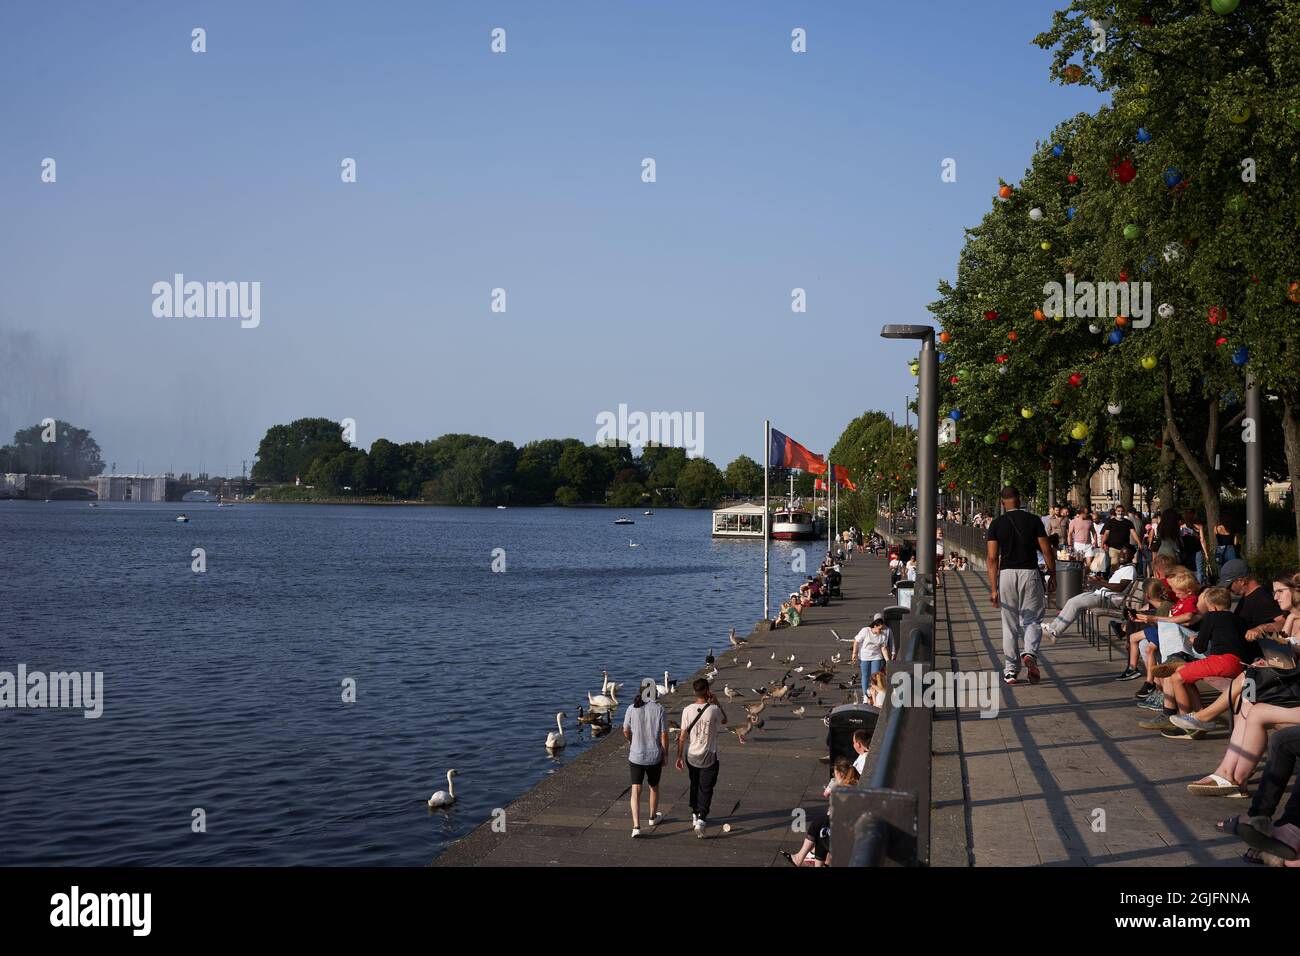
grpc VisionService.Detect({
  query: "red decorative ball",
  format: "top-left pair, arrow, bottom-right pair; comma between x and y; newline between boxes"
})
1007,331 -> 1018,342
1068,373 -> 1083,387
996,354 -> 1009,363
1109,157 -> 1137,184
1119,271 -> 1130,283
1067,173 -> 1080,184
1208,306 -> 1224,324
950,375 -> 960,385
984,310 -> 999,321
1215,337 -> 1228,347
998,433 -> 1010,443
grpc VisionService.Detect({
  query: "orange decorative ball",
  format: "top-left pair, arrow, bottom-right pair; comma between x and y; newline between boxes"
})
939,331 -> 952,344
1007,331 -> 1018,342
1116,315 -> 1129,327
1288,282 -> 1300,304
998,185 -> 1013,199
1033,309 -> 1046,321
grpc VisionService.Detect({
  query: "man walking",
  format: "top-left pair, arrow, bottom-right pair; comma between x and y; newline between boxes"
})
986,486 -> 1056,685
1068,507 -> 1096,556
675,677 -> 727,838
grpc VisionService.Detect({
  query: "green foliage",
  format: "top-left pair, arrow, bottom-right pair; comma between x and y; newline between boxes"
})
675,458 -> 726,508
724,455 -> 763,496
0,420 -> 105,479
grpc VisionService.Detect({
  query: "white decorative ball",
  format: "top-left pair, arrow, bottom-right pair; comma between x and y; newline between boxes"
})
1029,208 -> 1044,221
1107,403 -> 1122,415
1162,242 -> 1183,262
1088,323 -> 1101,334
1158,303 -> 1174,319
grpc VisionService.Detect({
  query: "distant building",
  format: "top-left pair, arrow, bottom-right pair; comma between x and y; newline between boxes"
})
95,475 -> 169,502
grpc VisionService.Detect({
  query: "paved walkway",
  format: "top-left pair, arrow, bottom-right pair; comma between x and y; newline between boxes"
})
433,555 -> 892,867
935,569 -> 1248,866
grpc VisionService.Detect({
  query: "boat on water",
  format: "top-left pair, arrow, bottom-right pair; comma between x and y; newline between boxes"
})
497,505 -> 507,509
176,514 -> 190,523
614,517 -> 635,525
711,501 -> 765,539
643,510 -> 653,516
771,506 -> 818,540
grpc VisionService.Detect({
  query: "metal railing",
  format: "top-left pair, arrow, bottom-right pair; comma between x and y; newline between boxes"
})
832,572 -> 936,867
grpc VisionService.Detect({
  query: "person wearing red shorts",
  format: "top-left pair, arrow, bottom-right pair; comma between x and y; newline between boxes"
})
1157,587 -> 1260,734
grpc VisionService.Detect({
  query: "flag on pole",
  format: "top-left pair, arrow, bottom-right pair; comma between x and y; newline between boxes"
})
769,428 -> 824,473
814,478 -> 828,491
832,465 -> 857,491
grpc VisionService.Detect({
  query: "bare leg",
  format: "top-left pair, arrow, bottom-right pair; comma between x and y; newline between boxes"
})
629,783 -> 641,829
1224,704 -> 1300,783
791,837 -> 815,866
648,784 -> 659,822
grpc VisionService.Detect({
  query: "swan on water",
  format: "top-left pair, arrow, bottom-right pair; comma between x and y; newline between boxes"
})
545,712 -> 567,750
428,769 -> 458,808
587,683 -> 618,710
628,540 -> 640,548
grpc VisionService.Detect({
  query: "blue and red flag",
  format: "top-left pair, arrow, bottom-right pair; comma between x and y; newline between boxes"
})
769,428 -> 824,473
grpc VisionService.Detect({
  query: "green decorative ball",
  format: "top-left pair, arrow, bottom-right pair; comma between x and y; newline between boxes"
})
1120,436 -> 1136,451
983,434 -> 997,445
1211,0 -> 1240,14
1123,223 -> 1141,240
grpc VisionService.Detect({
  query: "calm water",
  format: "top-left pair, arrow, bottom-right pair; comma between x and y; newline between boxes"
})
0,501 -> 821,865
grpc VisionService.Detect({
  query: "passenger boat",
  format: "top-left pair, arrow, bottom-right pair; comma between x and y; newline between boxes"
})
614,517 -> 635,525
711,502 -> 765,539
770,474 -> 819,540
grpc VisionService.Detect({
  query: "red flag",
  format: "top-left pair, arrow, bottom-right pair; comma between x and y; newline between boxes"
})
769,428 -> 824,473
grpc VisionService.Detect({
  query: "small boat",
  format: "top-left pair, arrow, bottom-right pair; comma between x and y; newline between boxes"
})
643,510 -> 654,516
176,514 -> 190,523
497,505 -> 507,510
614,517 -> 635,525
88,503 -> 97,508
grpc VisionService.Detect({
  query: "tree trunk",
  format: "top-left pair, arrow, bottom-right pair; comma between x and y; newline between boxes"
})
1074,479 -> 1091,512
1157,422 -> 1175,511
1118,455 -> 1134,510
1281,392 -> 1300,566
1163,374 -> 1222,556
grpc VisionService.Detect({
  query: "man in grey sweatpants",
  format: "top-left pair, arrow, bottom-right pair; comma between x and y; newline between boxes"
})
986,486 -> 1056,685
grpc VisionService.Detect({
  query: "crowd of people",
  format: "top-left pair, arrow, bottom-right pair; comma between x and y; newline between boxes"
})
986,485 -> 1300,866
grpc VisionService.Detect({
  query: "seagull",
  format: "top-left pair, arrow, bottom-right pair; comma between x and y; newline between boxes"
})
794,665 -> 805,674
792,706 -> 806,717
723,685 -> 744,699
770,652 -> 776,660
705,667 -> 719,683
830,628 -> 855,644
745,660 -> 753,669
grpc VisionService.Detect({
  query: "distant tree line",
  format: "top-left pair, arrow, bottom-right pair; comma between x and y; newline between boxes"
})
0,420 -> 105,479
250,417 -> 771,508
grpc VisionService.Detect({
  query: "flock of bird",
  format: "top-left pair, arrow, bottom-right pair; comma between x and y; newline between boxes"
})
429,624 -> 861,809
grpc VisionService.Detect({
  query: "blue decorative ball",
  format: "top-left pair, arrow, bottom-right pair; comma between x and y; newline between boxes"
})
1163,167 -> 1183,187
1108,330 -> 1124,345
949,409 -> 962,421
1232,346 -> 1249,366
1136,127 -> 1152,143
939,352 -> 948,362
1052,144 -> 1064,158
1066,206 -> 1076,221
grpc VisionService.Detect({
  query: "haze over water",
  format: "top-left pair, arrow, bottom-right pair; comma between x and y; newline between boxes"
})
1,502 -> 817,864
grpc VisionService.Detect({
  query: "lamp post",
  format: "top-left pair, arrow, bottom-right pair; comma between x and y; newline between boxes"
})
881,324 -> 937,577
1245,374 -> 1264,559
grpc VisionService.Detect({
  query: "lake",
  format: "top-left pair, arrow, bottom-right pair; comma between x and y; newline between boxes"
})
0,501 -> 826,864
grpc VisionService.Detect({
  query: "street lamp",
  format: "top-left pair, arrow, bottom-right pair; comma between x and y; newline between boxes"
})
880,324 -> 937,577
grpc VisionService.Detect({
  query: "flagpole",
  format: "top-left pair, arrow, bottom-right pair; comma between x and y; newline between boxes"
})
763,420 -> 770,622
826,456 -> 833,557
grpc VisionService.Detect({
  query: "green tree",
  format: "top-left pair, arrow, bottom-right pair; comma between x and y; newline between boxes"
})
723,455 -> 763,497
0,420 -> 104,478
675,458 -> 725,507
252,418 -> 349,482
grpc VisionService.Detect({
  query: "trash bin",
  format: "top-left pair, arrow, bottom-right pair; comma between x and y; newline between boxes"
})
825,703 -> 880,764
895,580 -> 915,610
1055,560 -> 1084,610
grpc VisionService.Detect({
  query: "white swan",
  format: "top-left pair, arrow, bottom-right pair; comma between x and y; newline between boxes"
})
655,671 -> 673,696
545,712 -> 567,750
428,769 -> 458,808
587,684 -> 618,711
629,540 -> 640,548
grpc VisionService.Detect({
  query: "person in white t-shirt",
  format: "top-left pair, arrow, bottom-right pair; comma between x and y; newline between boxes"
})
1042,545 -> 1138,642
674,678 -> 727,837
852,614 -> 892,701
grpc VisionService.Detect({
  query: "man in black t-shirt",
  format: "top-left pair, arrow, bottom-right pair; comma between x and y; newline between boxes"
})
986,486 -> 1056,686
1100,505 -> 1141,572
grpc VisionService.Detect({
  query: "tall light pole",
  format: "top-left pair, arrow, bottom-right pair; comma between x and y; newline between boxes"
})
1245,373 -> 1264,558
882,324 -> 937,576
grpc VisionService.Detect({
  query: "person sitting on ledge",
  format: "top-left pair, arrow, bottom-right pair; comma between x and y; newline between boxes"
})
1041,545 -> 1138,643
781,757 -> 859,867
1116,577 -> 1172,688
1159,586 -> 1259,735
774,597 -> 801,629
1219,724 -> 1300,865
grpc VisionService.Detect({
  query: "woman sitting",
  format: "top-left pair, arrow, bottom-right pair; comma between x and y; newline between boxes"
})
774,597 -> 802,629
781,757 -> 860,867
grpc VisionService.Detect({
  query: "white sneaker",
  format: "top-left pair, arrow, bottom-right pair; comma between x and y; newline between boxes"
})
694,820 -> 705,839
631,827 -> 641,838
691,813 -> 698,826
647,811 -> 663,828
1042,623 -> 1058,644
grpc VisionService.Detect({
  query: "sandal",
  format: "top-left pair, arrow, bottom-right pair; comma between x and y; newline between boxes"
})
779,850 -> 798,867
1188,773 -> 1248,797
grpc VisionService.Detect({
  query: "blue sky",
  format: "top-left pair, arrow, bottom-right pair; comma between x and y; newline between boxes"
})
0,0 -> 1104,475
